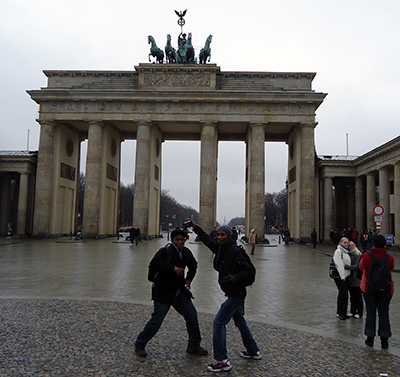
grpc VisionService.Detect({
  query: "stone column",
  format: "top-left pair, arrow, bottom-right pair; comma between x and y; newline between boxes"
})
133,122 -> 152,236
247,123 -> 265,240
379,167 -> 390,235
0,176 -> 11,236
299,123 -> 316,241
83,121 -> 103,237
366,173 -> 376,231
16,172 -> 29,236
323,176 -> 333,243
394,162 -> 400,244
199,122 -> 218,234
355,176 -> 365,233
33,121 -> 55,236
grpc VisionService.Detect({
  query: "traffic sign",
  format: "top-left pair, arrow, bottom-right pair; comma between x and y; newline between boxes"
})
373,205 -> 384,216
386,234 -> 394,245
374,216 -> 382,222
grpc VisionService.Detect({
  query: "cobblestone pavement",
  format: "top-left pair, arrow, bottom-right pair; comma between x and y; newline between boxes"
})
0,234 -> 399,376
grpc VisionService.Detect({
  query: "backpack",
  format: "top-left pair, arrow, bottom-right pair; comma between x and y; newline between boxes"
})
236,245 -> 256,286
147,244 -> 172,282
366,251 -> 392,294
363,233 -> 369,241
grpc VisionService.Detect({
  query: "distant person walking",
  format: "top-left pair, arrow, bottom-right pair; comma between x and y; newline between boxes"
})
249,229 -> 257,255
284,228 -> 290,245
311,229 -> 317,248
359,234 -> 395,348
232,227 -> 238,245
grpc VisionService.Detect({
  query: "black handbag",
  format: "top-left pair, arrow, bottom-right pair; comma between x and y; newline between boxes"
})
329,258 -> 340,279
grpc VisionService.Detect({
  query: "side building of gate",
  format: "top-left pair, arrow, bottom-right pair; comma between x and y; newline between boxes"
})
28,64 -> 326,240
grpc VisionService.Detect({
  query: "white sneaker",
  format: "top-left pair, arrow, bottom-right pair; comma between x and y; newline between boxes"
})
347,313 -> 353,317
354,314 -> 360,319
239,350 -> 262,360
207,360 -> 232,372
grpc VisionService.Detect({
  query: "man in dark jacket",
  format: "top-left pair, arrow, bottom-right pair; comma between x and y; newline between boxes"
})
134,229 -> 207,358
188,219 -> 261,373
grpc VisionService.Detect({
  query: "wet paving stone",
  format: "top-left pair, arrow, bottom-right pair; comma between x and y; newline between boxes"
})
1,298 -> 400,376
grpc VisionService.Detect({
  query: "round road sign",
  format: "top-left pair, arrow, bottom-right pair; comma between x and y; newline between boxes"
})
373,205 -> 384,216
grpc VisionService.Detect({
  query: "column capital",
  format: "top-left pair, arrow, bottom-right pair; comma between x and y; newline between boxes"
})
249,122 -> 266,129
299,122 -> 318,128
136,120 -> 152,127
86,119 -> 103,126
37,119 -> 55,127
199,121 -> 217,128
379,165 -> 392,172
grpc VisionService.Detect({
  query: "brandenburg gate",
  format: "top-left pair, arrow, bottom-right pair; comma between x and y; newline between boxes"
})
28,63 -> 326,240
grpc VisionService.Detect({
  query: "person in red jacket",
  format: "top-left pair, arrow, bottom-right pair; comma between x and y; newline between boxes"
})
359,234 -> 395,349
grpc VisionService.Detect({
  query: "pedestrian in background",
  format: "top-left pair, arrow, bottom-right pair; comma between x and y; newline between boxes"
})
311,228 -> 317,248
359,234 -> 395,349
345,241 -> 363,318
332,237 -> 351,320
249,229 -> 257,255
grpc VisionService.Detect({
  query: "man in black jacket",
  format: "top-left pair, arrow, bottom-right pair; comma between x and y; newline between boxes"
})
188,219 -> 261,373
134,229 -> 207,358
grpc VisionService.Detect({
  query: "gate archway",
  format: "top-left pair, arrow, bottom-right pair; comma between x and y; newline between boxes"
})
28,63 -> 326,240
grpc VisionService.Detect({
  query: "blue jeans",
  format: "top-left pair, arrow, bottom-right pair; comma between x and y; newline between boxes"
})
135,292 -> 201,349
363,293 -> 392,338
213,296 -> 259,361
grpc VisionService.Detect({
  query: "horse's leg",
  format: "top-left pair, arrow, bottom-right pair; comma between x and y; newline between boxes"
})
149,53 -> 152,62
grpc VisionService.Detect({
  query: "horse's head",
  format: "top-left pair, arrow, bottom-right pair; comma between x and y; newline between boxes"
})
188,33 -> 192,41
148,35 -> 153,44
208,35 -> 213,43
167,34 -> 171,42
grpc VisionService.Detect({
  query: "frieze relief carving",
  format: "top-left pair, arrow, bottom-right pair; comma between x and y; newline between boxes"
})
144,72 -> 211,87
42,100 -> 313,116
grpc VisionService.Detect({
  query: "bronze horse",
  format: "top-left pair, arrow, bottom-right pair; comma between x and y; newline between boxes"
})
165,34 -> 178,63
199,35 -> 212,64
148,35 -> 164,63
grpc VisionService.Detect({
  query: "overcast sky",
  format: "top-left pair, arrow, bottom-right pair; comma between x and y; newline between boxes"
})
1,0 -> 399,224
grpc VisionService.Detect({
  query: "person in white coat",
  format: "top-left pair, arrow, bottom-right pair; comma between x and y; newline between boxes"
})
332,237 -> 351,320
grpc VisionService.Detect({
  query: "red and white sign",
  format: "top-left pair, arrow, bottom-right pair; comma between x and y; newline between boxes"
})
373,205 -> 384,216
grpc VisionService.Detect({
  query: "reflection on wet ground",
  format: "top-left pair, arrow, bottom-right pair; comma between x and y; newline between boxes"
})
1,233 -> 399,354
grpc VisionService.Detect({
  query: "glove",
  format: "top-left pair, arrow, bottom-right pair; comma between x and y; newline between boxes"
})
222,274 -> 238,285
